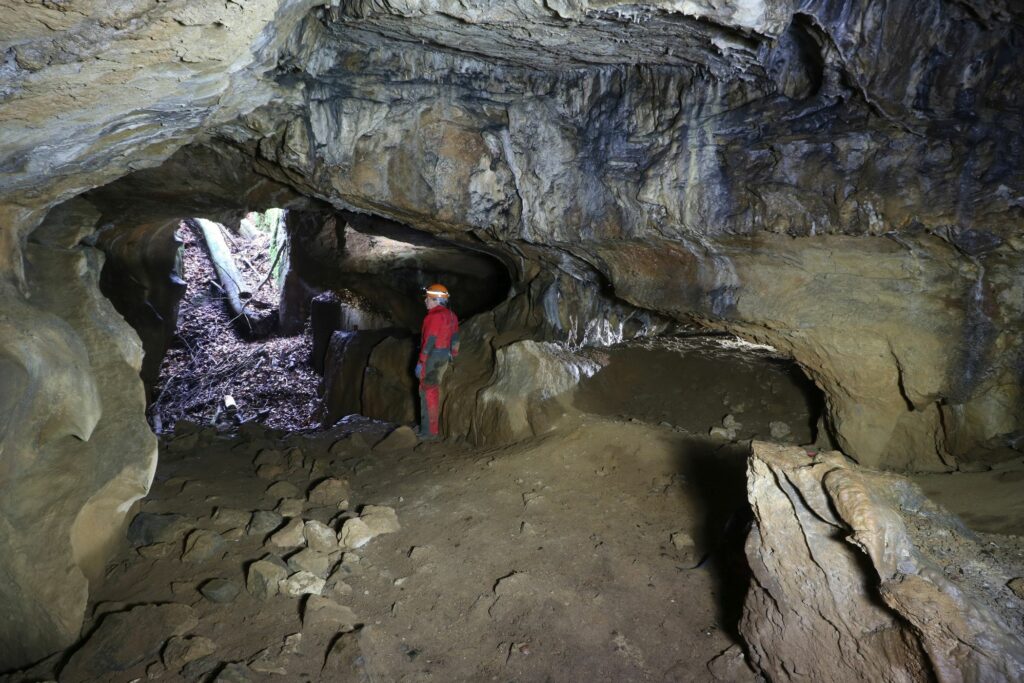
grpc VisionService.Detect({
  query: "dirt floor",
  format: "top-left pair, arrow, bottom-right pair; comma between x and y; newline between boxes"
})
28,416 -> 755,683
5,339 -> 1022,681
913,460 -> 1024,536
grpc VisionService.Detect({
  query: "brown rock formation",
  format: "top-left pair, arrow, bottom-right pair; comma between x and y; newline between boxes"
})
1,204 -> 156,668
742,442 -> 1024,682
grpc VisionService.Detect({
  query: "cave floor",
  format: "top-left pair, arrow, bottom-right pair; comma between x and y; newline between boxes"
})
66,416 -> 756,682
913,460 -> 1024,536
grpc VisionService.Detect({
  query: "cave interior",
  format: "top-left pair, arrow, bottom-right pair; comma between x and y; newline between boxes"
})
1,0 -> 1024,680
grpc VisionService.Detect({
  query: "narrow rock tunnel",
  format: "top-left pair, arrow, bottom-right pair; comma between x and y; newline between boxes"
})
2,1 -> 1024,681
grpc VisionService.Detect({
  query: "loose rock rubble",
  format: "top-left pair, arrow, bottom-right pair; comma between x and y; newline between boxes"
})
15,421 -> 420,682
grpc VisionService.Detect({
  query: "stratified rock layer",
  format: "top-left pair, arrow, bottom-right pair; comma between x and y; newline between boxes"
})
742,442 -> 1024,682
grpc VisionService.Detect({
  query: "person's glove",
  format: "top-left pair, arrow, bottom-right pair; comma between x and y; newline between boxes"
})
415,363 -> 423,379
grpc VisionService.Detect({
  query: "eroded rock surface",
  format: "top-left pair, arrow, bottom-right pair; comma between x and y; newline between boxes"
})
742,442 -> 1024,682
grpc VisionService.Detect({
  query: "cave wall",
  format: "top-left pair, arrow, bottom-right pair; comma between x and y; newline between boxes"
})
1,200 -> 157,668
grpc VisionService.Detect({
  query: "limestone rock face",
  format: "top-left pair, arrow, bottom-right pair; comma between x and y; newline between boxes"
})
0,207 -> 157,669
236,3 -> 1022,469
475,340 -> 603,444
320,329 -> 401,426
741,442 -> 1024,682
361,335 -> 418,425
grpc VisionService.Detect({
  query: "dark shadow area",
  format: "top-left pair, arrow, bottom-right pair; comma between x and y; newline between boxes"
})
577,334 -> 826,444
670,438 -> 753,643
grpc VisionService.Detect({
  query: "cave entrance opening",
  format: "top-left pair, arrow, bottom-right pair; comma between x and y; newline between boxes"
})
147,209 -> 513,437
148,209 -> 321,435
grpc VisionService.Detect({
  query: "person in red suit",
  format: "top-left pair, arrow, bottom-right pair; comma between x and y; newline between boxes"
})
415,284 -> 460,439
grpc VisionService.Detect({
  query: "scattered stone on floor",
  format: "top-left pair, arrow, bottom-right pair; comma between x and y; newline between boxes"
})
288,548 -> 332,577
247,511 -> 283,536
256,463 -> 285,480
200,578 -> 241,603
670,530 -> 702,567
269,518 -> 306,548
707,644 -> 757,681
287,448 -> 306,471
266,480 -> 301,499
182,529 -> 227,562
305,520 -> 341,553
277,497 -> 306,517
212,507 -> 251,528
280,571 -> 326,597
247,560 -> 289,600
254,449 -> 285,468
340,518 -> 375,549
308,477 -> 350,507
359,505 -> 401,536
127,512 -> 191,547
163,634 -> 218,672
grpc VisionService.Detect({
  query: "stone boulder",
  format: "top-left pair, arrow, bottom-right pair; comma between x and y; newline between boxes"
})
741,442 -> 1024,682
361,335 -> 418,424
475,340 -> 602,444
319,329 -> 401,427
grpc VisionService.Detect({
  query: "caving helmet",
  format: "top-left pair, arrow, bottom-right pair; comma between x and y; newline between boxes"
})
424,283 -> 450,303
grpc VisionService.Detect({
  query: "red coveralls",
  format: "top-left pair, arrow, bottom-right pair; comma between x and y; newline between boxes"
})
418,305 -> 460,436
